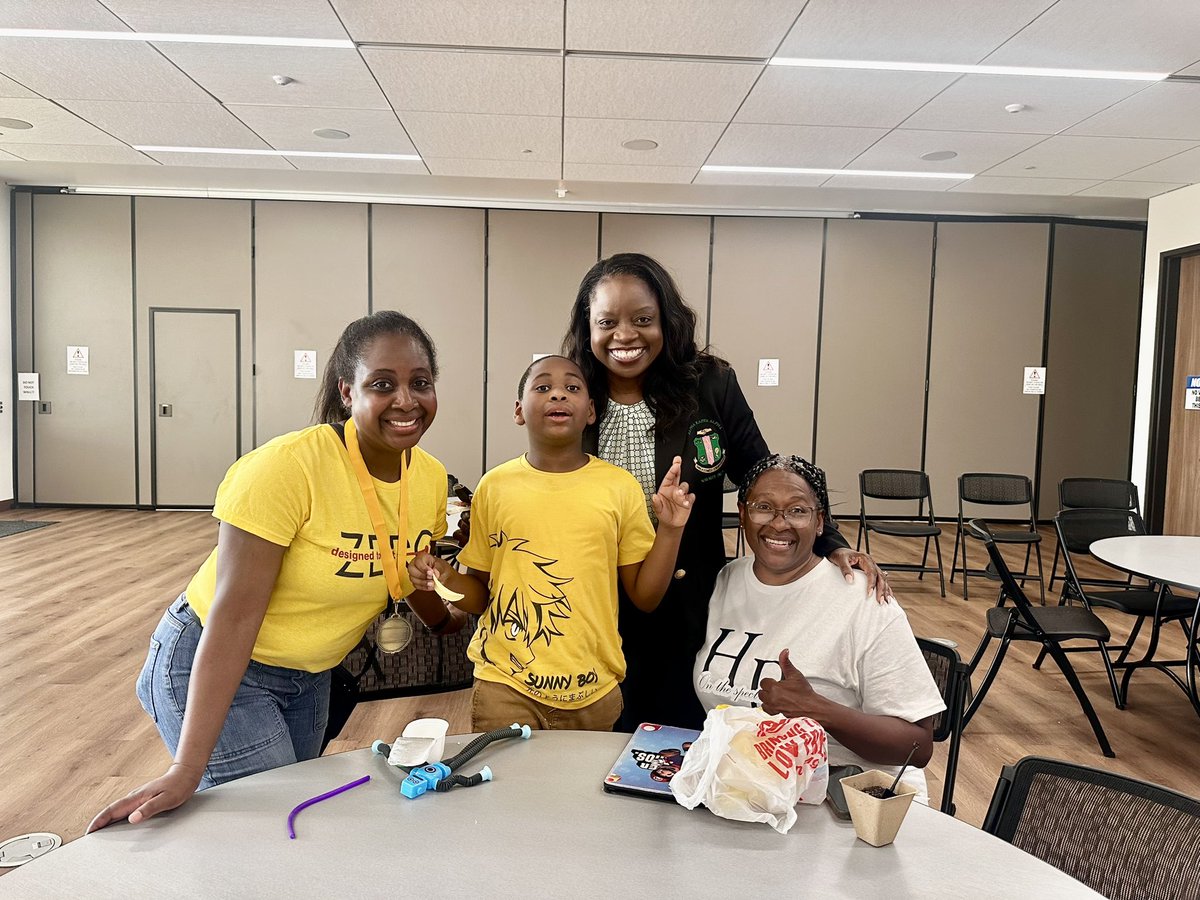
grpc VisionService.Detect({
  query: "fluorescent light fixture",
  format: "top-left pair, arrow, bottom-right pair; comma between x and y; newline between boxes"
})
0,28 -> 354,48
768,57 -> 1168,81
703,165 -> 973,180
135,145 -> 421,161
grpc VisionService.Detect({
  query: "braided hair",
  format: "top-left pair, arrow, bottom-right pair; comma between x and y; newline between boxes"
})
738,454 -> 830,517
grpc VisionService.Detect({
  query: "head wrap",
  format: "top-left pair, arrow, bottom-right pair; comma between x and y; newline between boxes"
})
738,454 -> 830,517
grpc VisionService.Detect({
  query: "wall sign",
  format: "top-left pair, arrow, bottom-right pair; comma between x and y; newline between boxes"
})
18,373 -> 40,401
758,358 -> 780,387
67,345 -> 89,375
1022,366 -> 1046,395
294,350 -> 317,379
1185,375 -> 1200,411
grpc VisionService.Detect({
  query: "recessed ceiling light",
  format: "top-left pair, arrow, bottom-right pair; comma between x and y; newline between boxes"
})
920,150 -> 958,161
312,128 -> 350,140
134,145 -> 421,161
1005,103 -> 1028,114
0,118 -> 34,129
0,28 -> 354,48
622,139 -> 659,151
768,57 -> 1168,81
702,164 -> 973,180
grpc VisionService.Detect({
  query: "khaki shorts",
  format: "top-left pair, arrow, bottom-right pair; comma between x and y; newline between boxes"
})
471,679 -> 623,732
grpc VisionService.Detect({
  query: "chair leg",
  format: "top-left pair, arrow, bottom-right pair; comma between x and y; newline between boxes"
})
1032,542 -> 1045,606
1033,645 -> 1048,670
918,535 -> 930,581
1112,616 -> 1145,667
1119,608 -> 1165,707
933,535 -> 946,598
1044,642 -> 1115,758
950,520 -> 962,584
1100,639 -> 1125,711
1048,543 -> 1062,591
966,630 -> 993,675
963,633 -> 1012,729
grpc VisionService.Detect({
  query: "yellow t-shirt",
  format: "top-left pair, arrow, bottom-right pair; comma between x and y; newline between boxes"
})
458,455 -> 656,709
185,425 -> 447,672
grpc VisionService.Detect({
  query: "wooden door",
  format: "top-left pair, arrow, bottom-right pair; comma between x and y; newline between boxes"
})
1164,254 -> 1200,534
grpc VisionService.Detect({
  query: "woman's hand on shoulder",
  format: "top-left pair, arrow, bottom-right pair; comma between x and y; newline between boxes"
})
87,762 -> 205,833
826,548 -> 893,604
651,456 -> 695,529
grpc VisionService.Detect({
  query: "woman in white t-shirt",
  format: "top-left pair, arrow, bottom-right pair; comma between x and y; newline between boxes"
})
693,454 -> 945,800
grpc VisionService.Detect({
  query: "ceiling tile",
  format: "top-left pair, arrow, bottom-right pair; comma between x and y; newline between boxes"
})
983,0 -> 1200,72
155,45 -> 388,109
331,0 -> 563,48
737,67 -> 956,128
0,147 -> 22,160
821,173 -> 962,191
1066,83 -> 1200,140
566,57 -> 760,123
1073,180 -> 1188,198
0,73 -> 39,99
708,123 -> 888,168
0,142 -> 155,164
693,169 -> 827,187
565,118 -> 725,166
983,135 -> 1198,179
424,157 -> 560,179
563,162 -> 697,184
61,99 -> 273,147
0,98 -> 123,145
0,38 -> 211,101
100,0 -> 351,39
226,105 -> 417,154
567,1 -> 805,57
900,74 -> 1148,134
400,111 -> 558,162
850,129 -> 1043,174
141,149 -> 294,168
777,0 -> 1054,63
364,48 -> 561,116
0,1 -> 129,29
1120,146 -> 1200,183
282,156 -> 427,175
949,175 -> 1102,194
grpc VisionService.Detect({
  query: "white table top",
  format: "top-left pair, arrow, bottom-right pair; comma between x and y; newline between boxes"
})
1090,535 -> 1200,592
2,732 -> 1101,899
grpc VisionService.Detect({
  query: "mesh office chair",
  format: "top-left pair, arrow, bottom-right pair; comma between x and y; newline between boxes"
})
950,473 -> 1044,604
857,469 -> 945,597
915,637 -> 969,816
1054,508 -> 1192,709
1049,477 -> 1140,591
963,520 -> 1115,758
983,756 -> 1200,900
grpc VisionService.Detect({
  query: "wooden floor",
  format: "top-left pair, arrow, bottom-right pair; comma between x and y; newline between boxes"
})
3,506 -> 1199,855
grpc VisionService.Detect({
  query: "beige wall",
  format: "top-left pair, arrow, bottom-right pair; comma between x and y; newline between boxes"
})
10,194 -> 1143,516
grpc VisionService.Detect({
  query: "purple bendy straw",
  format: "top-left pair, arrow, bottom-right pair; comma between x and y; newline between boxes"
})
287,775 -> 371,839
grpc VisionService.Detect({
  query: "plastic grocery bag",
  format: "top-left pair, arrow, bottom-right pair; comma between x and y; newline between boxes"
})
669,706 -> 829,834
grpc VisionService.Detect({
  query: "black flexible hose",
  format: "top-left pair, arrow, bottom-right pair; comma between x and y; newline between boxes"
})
434,772 -> 486,792
441,725 -> 524,771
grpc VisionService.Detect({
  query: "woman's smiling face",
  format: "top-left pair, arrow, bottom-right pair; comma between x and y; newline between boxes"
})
740,468 -> 825,586
588,274 -> 665,388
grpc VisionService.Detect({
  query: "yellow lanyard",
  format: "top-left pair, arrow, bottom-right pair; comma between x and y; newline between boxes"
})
342,419 -> 410,601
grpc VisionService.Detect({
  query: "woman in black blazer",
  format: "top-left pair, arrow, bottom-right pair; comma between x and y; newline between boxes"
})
564,253 -> 887,730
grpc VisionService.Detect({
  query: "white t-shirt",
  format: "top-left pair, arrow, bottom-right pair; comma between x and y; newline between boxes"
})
693,557 -> 946,802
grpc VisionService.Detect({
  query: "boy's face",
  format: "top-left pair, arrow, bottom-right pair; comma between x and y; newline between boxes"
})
515,357 -> 595,441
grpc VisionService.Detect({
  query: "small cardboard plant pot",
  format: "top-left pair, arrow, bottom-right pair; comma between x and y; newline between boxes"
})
840,769 -> 918,847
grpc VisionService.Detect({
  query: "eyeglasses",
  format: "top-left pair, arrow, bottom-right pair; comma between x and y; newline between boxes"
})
744,502 -> 817,525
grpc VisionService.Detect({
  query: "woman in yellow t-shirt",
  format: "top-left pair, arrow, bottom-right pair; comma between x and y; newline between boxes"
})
89,311 -> 465,832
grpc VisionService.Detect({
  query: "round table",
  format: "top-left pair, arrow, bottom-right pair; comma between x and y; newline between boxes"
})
1090,535 -> 1200,714
2,732 -> 1101,899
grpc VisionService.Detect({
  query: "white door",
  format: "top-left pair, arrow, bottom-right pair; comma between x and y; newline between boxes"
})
152,309 -> 240,507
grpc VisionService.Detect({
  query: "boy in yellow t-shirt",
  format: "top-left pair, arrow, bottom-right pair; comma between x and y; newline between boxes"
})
408,355 -> 694,731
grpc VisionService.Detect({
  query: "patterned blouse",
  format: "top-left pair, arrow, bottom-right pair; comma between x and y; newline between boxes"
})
597,399 -> 658,523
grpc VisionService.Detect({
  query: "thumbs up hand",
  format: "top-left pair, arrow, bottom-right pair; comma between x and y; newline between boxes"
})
758,649 -> 821,718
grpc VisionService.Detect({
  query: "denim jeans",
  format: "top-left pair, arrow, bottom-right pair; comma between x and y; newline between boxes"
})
136,594 -> 331,789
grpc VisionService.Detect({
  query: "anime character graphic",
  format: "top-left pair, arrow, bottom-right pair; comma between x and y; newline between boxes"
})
478,531 -> 573,676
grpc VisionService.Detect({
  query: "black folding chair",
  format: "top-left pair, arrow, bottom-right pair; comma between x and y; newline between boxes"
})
857,469 -> 945,597
1049,477 -> 1140,591
963,520 -> 1115,758
1054,508 -> 1193,708
721,475 -> 745,562
950,473 -> 1044,604
915,637 -> 968,816
983,756 -> 1200,900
